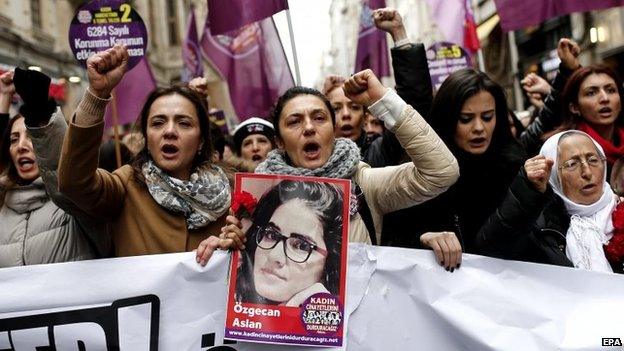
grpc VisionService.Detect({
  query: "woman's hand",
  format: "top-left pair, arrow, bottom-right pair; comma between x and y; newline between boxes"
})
188,77 -> 209,100
557,38 -> 581,71
195,236 -> 225,267
284,282 -> 330,307
420,232 -> 462,271
343,69 -> 387,106
86,44 -> 129,99
373,8 -> 407,43
0,71 -> 15,114
219,214 -> 246,250
524,155 -> 554,193
521,73 -> 552,96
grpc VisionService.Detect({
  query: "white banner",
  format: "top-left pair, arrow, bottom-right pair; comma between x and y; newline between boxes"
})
0,244 -> 623,350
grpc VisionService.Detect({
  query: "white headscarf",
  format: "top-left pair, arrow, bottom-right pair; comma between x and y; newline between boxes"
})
539,130 -> 614,273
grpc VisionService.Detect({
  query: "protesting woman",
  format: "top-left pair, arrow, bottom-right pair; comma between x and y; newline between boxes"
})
236,180 -> 343,306
477,130 -> 624,274
215,69 -> 459,249
560,65 -> 623,176
0,68 -> 108,267
390,68 -> 526,271
58,45 -> 235,264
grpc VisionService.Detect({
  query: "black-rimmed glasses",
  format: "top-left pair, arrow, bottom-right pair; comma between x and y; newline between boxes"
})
255,224 -> 328,263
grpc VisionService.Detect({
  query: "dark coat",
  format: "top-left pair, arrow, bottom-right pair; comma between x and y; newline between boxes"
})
475,169 -> 624,273
378,42 -> 526,251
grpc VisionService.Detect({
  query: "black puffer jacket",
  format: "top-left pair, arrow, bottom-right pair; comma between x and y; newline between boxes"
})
475,169 -> 624,273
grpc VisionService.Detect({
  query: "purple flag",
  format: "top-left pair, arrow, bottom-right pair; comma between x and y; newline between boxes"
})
424,0 -> 479,52
182,5 -> 204,82
200,18 -> 294,121
104,58 -> 157,128
495,0 -> 624,32
354,0 -> 390,77
208,0 -> 288,36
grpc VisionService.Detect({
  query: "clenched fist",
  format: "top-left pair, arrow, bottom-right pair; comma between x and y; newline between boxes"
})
87,44 -> 129,99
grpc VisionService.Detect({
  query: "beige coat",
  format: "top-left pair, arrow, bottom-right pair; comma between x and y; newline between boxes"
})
58,92 -> 226,257
350,104 -> 459,244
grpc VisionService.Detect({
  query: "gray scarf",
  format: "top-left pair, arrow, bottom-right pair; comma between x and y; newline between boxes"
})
255,138 -> 361,178
142,160 -> 231,229
255,138 -> 361,216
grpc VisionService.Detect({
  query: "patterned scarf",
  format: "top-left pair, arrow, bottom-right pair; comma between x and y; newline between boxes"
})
142,160 -> 231,229
255,138 -> 362,215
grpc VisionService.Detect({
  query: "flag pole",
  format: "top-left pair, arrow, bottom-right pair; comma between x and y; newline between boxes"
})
110,89 -> 123,169
285,7 -> 301,85
470,0 -> 486,72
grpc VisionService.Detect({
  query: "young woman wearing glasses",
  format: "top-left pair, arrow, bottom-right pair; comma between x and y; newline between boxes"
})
235,180 -> 344,306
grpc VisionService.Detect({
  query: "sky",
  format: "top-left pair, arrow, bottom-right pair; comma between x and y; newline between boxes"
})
273,0 -> 333,87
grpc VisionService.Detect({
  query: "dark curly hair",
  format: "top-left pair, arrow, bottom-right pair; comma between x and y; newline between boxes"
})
235,179 -> 344,304
270,86 -> 336,141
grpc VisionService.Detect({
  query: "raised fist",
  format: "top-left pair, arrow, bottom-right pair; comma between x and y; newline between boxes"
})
524,155 -> 554,193
557,38 -> 581,71
373,8 -> 406,42
86,44 -> 129,99
343,69 -> 387,106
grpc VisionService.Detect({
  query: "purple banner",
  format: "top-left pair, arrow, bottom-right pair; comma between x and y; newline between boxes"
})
200,18 -> 294,121
426,42 -> 470,91
208,0 -> 288,36
68,0 -> 147,70
354,0 -> 390,77
424,0 -> 479,52
182,5 -> 204,82
495,0 -> 624,32
104,57 -> 156,128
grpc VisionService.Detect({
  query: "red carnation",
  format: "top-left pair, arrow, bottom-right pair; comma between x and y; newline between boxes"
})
231,191 -> 257,219
612,202 -> 624,230
605,202 -> 624,268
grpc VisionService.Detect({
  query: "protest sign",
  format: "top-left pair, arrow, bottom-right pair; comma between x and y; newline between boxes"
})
224,173 -> 351,347
68,0 -> 148,70
426,41 -> 470,90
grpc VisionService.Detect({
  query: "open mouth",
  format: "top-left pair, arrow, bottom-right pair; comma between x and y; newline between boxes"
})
302,141 -> 321,160
161,144 -> 179,158
599,107 -> 613,116
582,183 -> 596,193
251,154 -> 263,162
340,125 -> 354,136
470,137 -> 486,145
17,157 -> 35,171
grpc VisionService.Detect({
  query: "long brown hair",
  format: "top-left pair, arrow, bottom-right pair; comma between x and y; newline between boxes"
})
561,64 -> 624,129
130,85 -> 215,185
0,115 -> 25,204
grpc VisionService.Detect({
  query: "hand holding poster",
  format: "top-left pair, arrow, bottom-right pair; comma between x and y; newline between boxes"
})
225,174 -> 350,347
68,0 -> 148,70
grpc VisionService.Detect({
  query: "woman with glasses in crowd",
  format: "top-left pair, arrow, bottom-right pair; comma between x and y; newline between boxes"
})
477,130 -> 623,273
235,180 -> 343,306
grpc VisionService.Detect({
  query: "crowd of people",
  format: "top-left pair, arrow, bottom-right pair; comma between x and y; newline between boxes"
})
1,7 -> 623,306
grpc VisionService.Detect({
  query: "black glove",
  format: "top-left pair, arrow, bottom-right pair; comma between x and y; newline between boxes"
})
14,67 -> 57,127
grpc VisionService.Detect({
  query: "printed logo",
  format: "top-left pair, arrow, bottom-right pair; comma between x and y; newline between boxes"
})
300,293 -> 343,336
77,10 -> 92,24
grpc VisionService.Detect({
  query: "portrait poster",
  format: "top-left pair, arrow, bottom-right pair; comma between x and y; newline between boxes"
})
224,173 -> 350,347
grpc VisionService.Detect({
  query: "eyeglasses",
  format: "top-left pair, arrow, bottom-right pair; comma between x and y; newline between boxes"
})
558,154 -> 605,172
255,224 -> 328,263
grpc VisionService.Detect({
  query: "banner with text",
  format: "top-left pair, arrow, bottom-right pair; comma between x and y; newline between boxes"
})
0,245 -> 623,350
